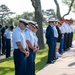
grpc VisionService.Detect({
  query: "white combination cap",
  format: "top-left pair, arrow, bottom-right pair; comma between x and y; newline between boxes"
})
19,18 -> 28,26
28,21 -> 36,25
48,18 -> 58,22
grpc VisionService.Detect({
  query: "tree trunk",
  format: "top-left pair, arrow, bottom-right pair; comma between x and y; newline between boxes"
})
31,0 -> 45,49
54,0 -> 61,19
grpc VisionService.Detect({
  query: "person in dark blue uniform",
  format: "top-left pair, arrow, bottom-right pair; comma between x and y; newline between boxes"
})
45,20 -> 55,64
1,26 -> 6,55
12,18 -> 29,75
1,25 -> 8,55
0,24 -> 2,54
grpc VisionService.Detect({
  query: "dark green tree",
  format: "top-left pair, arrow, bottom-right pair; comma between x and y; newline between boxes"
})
42,9 -> 57,21
21,12 -> 34,20
0,4 -> 15,25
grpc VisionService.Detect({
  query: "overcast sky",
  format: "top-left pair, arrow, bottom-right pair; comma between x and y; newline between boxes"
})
0,0 -> 75,19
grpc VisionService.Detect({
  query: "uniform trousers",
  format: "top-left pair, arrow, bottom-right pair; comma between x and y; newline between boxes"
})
67,33 -> 71,48
13,49 -> 27,75
0,37 -> 1,50
33,52 -> 36,75
54,37 -> 57,59
26,48 -> 34,75
0,37 -> 1,54
64,33 -> 68,51
59,37 -> 64,54
2,38 -> 6,54
70,32 -> 73,47
47,40 -> 55,63
6,39 -> 11,58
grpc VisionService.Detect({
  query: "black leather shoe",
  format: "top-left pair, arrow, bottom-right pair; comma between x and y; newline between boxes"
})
47,61 -> 54,64
54,58 -> 58,60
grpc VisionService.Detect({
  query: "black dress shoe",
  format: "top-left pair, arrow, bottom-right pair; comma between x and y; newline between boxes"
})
47,61 -> 54,64
54,58 -> 58,60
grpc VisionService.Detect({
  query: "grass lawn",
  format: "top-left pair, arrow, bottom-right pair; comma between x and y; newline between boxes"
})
73,33 -> 75,40
0,45 -> 48,75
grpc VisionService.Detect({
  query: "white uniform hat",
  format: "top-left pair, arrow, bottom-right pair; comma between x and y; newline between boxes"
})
19,18 -> 28,26
28,20 -> 37,27
28,21 -> 36,25
35,23 -> 39,29
48,18 -> 58,22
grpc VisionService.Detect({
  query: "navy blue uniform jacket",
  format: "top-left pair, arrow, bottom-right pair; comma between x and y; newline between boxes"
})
45,25 -> 54,44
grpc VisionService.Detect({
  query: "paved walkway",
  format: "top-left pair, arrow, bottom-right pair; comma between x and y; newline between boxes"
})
0,47 -> 13,60
36,41 -> 75,75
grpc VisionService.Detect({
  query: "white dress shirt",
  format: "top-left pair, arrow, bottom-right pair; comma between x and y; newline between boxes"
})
52,26 -> 58,38
12,26 -> 27,49
68,25 -> 72,33
59,25 -> 65,34
4,29 -> 12,39
25,28 -> 35,47
33,32 -> 38,46
69,25 -> 74,32
62,22 -> 69,33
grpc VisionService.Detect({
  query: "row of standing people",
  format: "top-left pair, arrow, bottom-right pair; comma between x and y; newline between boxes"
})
46,18 -> 74,64
12,18 -> 39,75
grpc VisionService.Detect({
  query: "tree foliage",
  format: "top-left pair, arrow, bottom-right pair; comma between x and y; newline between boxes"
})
21,12 -> 34,20
42,9 -> 57,21
0,4 -> 15,25
54,0 -> 74,19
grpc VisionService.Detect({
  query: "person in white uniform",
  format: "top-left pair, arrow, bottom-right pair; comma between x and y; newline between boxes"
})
59,18 -> 65,54
4,25 -> 14,58
66,20 -> 72,49
68,19 -> 74,47
32,23 -> 39,75
52,20 -> 59,59
62,19 -> 69,51
63,19 -> 71,50
25,21 -> 36,75
12,18 -> 29,75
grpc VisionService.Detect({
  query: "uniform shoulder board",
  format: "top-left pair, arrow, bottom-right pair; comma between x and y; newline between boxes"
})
25,28 -> 28,32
